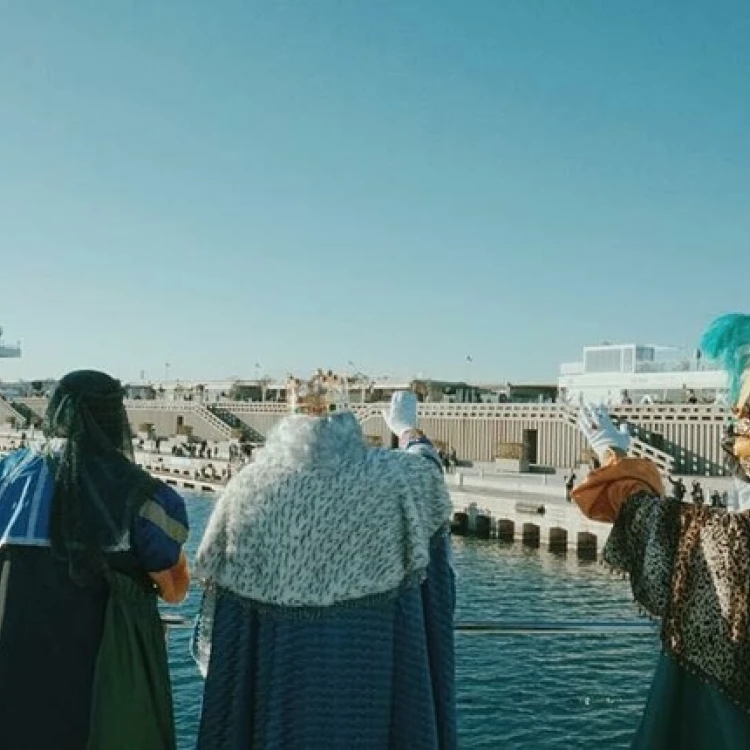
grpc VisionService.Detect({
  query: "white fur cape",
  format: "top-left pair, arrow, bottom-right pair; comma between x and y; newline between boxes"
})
194,412 -> 451,609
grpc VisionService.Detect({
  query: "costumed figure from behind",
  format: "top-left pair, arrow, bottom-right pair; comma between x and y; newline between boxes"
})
193,372 -> 456,750
0,370 -> 190,750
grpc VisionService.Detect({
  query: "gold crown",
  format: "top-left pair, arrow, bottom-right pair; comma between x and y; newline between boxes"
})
287,369 -> 350,415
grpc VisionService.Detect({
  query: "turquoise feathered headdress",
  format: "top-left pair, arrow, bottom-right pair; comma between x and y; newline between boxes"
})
699,313 -> 750,404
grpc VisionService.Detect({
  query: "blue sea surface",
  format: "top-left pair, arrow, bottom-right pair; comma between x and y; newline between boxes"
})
168,493 -> 658,749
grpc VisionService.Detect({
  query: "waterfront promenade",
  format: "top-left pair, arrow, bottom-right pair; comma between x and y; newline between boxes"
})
1,397 -> 730,475
0,429 -> 735,557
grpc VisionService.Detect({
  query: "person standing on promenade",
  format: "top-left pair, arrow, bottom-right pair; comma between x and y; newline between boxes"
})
571,313 -> 750,749
565,470 -> 577,502
193,374 -> 456,749
667,475 -> 687,501
690,479 -> 705,505
0,371 -> 190,750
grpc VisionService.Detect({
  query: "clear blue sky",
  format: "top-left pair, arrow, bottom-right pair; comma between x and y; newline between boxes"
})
1,1 -> 748,384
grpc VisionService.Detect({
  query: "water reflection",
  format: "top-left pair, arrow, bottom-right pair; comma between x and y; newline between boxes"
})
454,538 -> 657,749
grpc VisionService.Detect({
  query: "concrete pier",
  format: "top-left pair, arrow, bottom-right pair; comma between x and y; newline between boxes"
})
0,432 -> 738,549
138,463 -> 225,493
134,451 -> 232,493
447,470 -> 611,556
0,437 -> 234,494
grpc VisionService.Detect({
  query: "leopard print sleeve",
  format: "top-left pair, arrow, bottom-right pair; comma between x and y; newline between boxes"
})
603,491 -> 682,618
606,493 -> 750,710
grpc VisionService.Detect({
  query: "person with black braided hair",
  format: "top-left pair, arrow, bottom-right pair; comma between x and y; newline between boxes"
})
0,370 -> 190,750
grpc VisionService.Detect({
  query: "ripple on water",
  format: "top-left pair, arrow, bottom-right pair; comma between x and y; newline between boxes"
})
168,497 -> 658,749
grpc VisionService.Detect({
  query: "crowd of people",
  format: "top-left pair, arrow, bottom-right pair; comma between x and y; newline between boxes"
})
438,445 -> 458,473
133,435 -> 254,467
667,475 -> 730,508
3,312 -> 750,748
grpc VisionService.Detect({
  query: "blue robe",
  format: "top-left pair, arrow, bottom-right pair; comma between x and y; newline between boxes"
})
196,533 -> 456,750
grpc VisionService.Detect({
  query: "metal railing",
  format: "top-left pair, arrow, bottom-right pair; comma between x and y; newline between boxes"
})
635,359 -> 721,374
0,394 -> 26,426
206,404 -> 266,443
162,614 -> 657,636
453,620 -> 656,635
124,398 -> 730,421
192,404 -> 235,440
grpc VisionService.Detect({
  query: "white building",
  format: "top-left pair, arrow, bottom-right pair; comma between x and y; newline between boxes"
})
558,343 -> 727,405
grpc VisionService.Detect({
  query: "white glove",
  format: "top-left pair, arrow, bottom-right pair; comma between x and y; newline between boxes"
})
382,391 -> 418,438
577,403 -> 631,461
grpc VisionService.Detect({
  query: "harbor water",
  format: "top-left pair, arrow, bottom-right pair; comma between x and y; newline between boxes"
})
168,493 -> 659,749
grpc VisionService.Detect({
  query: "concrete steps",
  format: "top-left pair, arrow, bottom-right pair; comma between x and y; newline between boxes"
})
207,404 -> 265,443
0,394 -> 27,428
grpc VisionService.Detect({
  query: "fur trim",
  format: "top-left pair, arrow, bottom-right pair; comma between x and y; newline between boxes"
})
194,412 -> 451,608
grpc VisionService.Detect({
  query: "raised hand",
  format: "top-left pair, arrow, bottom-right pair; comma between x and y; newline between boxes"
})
382,391 -> 418,438
577,403 -> 631,461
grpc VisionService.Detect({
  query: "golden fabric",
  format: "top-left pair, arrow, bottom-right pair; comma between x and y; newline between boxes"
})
149,551 -> 190,604
571,457 -> 664,523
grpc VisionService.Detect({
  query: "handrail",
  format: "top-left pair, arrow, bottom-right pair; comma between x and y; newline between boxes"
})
123,399 -> 730,420
162,614 -> 193,628
193,404 -> 234,439
207,404 -> 266,443
248,401 -> 726,419
161,615 -> 657,636
454,620 -> 657,635
0,394 -> 27,426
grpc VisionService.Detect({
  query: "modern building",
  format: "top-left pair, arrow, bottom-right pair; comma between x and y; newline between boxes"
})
558,343 -> 727,405
477,383 -> 559,404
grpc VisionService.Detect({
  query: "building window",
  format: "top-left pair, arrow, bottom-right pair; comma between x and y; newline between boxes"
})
622,347 -> 635,373
584,348 -> 625,374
